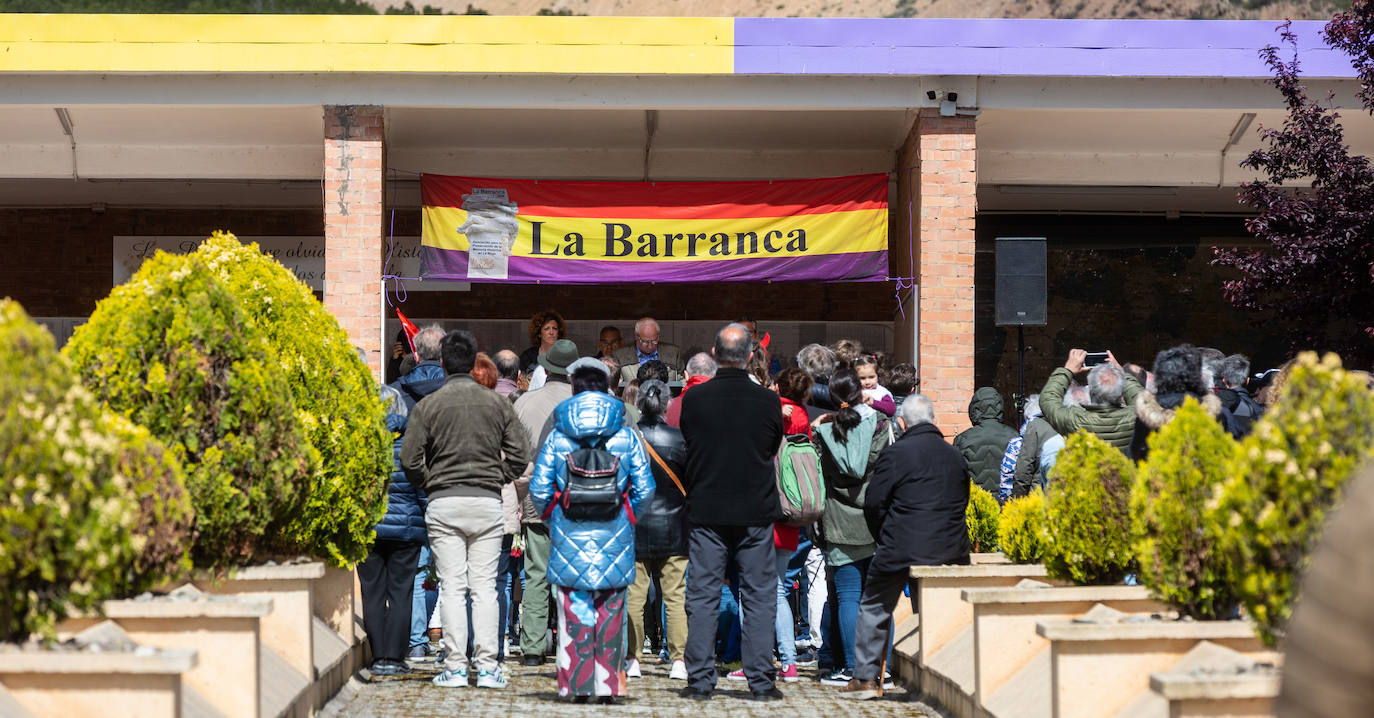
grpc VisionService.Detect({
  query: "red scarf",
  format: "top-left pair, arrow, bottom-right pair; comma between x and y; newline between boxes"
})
681,374 -> 711,393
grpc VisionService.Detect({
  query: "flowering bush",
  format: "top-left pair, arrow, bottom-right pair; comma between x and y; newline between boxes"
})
966,482 -> 1001,553
195,233 -> 390,568
1042,432 -> 1136,585
0,299 -> 192,640
998,490 -> 1047,564
1133,400 -> 1242,619
1217,352 -> 1374,645
64,251 -> 313,569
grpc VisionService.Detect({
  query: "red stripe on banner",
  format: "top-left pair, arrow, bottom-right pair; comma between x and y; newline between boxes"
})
420,173 -> 888,219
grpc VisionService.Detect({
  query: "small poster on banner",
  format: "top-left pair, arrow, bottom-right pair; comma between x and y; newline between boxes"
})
457,189 -> 519,280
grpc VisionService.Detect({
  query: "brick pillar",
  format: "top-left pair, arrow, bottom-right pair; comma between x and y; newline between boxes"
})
323,105 -> 385,379
899,108 -> 977,436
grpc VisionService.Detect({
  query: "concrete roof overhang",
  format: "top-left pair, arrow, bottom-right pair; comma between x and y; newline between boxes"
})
2,15 -> 1371,212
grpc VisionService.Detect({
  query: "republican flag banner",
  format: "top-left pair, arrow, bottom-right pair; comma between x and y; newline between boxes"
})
419,173 -> 889,284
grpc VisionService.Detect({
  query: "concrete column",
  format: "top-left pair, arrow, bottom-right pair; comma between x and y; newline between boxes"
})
323,105 -> 385,379
896,108 -> 977,435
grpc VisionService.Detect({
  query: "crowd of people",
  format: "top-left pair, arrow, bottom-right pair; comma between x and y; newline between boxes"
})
361,312 -> 965,703
362,309 -> 1285,704
960,345 -> 1272,506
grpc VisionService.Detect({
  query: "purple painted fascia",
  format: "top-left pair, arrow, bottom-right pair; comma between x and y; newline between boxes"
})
732,18 -> 1355,78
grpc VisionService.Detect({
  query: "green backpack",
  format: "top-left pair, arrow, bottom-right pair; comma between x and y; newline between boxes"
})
775,434 -> 825,527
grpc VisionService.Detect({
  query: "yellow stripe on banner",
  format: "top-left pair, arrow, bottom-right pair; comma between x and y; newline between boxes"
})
0,15 -> 734,75
422,206 -> 889,261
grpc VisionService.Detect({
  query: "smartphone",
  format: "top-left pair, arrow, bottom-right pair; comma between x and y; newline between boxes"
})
1084,352 -> 1110,368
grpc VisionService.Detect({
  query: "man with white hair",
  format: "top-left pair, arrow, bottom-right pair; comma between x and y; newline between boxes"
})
1039,348 -> 1144,454
391,324 -> 447,411
612,316 -> 683,382
1010,395 -> 1062,499
840,395 -> 969,700
665,352 -> 717,428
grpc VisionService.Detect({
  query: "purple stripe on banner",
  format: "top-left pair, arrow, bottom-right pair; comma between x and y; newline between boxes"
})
732,18 -> 1355,78
420,247 -> 888,285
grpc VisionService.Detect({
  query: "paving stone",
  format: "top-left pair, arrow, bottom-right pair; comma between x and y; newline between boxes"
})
329,657 -> 944,717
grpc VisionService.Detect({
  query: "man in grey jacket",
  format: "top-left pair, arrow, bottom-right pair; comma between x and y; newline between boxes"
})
402,330 -> 529,690
511,338 -> 580,666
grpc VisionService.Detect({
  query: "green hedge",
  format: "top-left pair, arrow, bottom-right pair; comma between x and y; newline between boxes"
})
998,491 -> 1047,564
196,233 -> 390,568
966,482 -> 1001,553
1218,352 -> 1374,646
1,299 -> 193,640
64,251 -> 314,569
1042,432 -> 1135,585
1133,399 -> 1242,619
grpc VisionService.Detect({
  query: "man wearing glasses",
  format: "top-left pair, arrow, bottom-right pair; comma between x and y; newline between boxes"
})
595,326 -> 624,360
613,316 -> 683,381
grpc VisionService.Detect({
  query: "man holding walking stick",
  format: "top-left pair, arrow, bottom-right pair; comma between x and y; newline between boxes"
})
839,395 -> 971,700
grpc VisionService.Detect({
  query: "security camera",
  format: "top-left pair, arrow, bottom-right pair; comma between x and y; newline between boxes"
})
926,90 -> 938,100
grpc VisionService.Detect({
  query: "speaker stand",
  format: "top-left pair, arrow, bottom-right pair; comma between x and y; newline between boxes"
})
1016,325 -> 1026,423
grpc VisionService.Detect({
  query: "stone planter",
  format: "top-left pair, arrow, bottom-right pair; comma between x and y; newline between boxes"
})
0,622 -> 196,718
311,565 -> 356,641
94,586 -> 271,718
196,561 -> 324,718
962,581 -> 1166,718
309,564 -> 366,710
1037,606 -> 1278,718
1148,641 -> 1279,718
907,563 -> 1051,716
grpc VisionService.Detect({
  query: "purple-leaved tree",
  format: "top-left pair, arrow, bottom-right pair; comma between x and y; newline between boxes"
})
1215,5 -> 1374,368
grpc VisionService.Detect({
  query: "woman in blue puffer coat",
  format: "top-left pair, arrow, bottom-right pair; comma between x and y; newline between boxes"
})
530,360 -> 655,705
358,384 -> 428,676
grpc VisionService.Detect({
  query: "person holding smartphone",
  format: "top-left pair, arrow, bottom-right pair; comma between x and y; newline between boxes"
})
1037,348 -> 1144,454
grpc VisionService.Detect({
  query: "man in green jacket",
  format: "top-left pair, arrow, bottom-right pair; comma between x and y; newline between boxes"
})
402,330 -> 530,690
1039,349 -> 1143,454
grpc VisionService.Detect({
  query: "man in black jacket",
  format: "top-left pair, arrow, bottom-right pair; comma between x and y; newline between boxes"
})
679,323 -> 786,702
840,394 -> 970,700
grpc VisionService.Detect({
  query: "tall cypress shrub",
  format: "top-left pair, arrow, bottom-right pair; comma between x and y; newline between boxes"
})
1042,432 -> 1136,585
1218,352 -> 1374,645
65,251 -> 313,568
1133,400 -> 1242,620
195,233 -> 391,568
1,299 -> 193,640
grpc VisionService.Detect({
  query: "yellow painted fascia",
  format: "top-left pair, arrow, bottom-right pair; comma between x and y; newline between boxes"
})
0,14 -> 734,74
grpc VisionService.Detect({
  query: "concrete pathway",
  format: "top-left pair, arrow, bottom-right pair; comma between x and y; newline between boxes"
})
325,655 -> 942,717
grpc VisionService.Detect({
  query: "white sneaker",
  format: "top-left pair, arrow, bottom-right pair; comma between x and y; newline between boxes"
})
669,660 -> 688,680
476,666 -> 507,689
433,668 -> 469,688
625,659 -> 641,678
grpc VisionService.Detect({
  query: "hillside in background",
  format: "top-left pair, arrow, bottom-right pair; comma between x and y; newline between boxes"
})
419,0 -> 1346,19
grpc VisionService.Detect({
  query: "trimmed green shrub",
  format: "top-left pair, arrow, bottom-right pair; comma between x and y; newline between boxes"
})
195,233 -> 391,568
966,482 -> 1001,553
0,299 -> 193,640
1133,399 -> 1242,619
1043,432 -> 1136,585
998,491 -> 1047,564
1218,352 -> 1374,646
64,251 -> 314,569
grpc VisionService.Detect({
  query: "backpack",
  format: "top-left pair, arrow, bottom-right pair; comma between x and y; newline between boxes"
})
553,436 -> 628,522
775,434 -> 825,527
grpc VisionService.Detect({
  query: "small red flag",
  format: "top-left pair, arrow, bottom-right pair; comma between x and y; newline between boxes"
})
396,309 -> 420,355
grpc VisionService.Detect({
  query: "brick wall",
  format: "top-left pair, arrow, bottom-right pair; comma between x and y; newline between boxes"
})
0,208 -> 321,317
324,105 -> 386,379
910,109 -> 978,435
